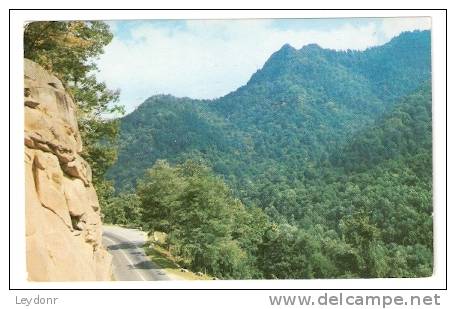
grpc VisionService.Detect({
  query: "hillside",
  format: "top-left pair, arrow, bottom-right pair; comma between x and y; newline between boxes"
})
104,30 -> 432,278
109,30 -> 431,193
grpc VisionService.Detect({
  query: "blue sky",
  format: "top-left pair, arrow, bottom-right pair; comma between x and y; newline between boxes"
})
95,18 -> 430,114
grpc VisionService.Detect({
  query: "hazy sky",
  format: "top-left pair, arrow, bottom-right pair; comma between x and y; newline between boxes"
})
95,17 -> 431,113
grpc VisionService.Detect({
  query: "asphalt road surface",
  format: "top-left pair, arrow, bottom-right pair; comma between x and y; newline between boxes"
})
103,225 -> 171,281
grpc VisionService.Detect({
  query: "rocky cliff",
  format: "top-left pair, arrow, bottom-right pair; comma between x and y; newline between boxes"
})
24,59 -> 112,281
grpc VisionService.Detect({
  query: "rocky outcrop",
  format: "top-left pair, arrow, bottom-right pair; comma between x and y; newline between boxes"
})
24,59 -> 112,281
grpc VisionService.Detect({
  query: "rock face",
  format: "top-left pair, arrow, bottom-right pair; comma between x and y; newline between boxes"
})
24,59 -> 112,281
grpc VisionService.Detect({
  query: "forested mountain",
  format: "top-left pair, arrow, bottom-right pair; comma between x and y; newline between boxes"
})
105,30 -> 433,278
109,30 -> 431,191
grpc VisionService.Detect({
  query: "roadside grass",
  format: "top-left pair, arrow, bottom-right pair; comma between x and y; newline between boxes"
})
143,242 -> 212,280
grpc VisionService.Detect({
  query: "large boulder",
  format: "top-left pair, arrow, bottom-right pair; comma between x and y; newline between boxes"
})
24,59 -> 112,281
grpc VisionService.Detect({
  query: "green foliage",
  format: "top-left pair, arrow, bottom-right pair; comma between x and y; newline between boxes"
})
136,160 -> 270,279
331,83 -> 432,171
107,31 -> 432,278
103,192 -> 142,227
137,160 -> 188,233
24,21 -> 112,83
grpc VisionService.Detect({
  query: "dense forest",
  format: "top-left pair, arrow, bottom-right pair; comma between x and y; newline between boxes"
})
104,30 -> 433,279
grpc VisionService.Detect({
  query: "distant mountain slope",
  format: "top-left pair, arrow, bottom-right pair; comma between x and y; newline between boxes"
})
108,30 -> 431,193
332,81 -> 432,172
340,30 -> 431,102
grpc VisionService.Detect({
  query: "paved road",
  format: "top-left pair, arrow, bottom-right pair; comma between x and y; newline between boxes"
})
102,225 -> 171,281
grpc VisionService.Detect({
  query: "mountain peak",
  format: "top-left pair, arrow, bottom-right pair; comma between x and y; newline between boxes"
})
279,43 -> 296,51
273,43 -> 297,58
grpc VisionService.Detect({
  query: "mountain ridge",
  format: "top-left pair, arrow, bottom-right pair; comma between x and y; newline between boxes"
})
109,30 -> 431,194
105,29 -> 433,278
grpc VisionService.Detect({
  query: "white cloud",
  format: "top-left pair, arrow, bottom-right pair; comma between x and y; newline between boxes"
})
380,17 -> 431,39
95,18 -> 430,113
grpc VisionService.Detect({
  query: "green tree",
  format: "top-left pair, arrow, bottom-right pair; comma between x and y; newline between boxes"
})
136,160 -> 265,278
137,160 -> 186,232
103,193 -> 142,226
340,212 -> 386,277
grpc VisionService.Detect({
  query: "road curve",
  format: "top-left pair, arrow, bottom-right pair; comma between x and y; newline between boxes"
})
102,225 -> 171,281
